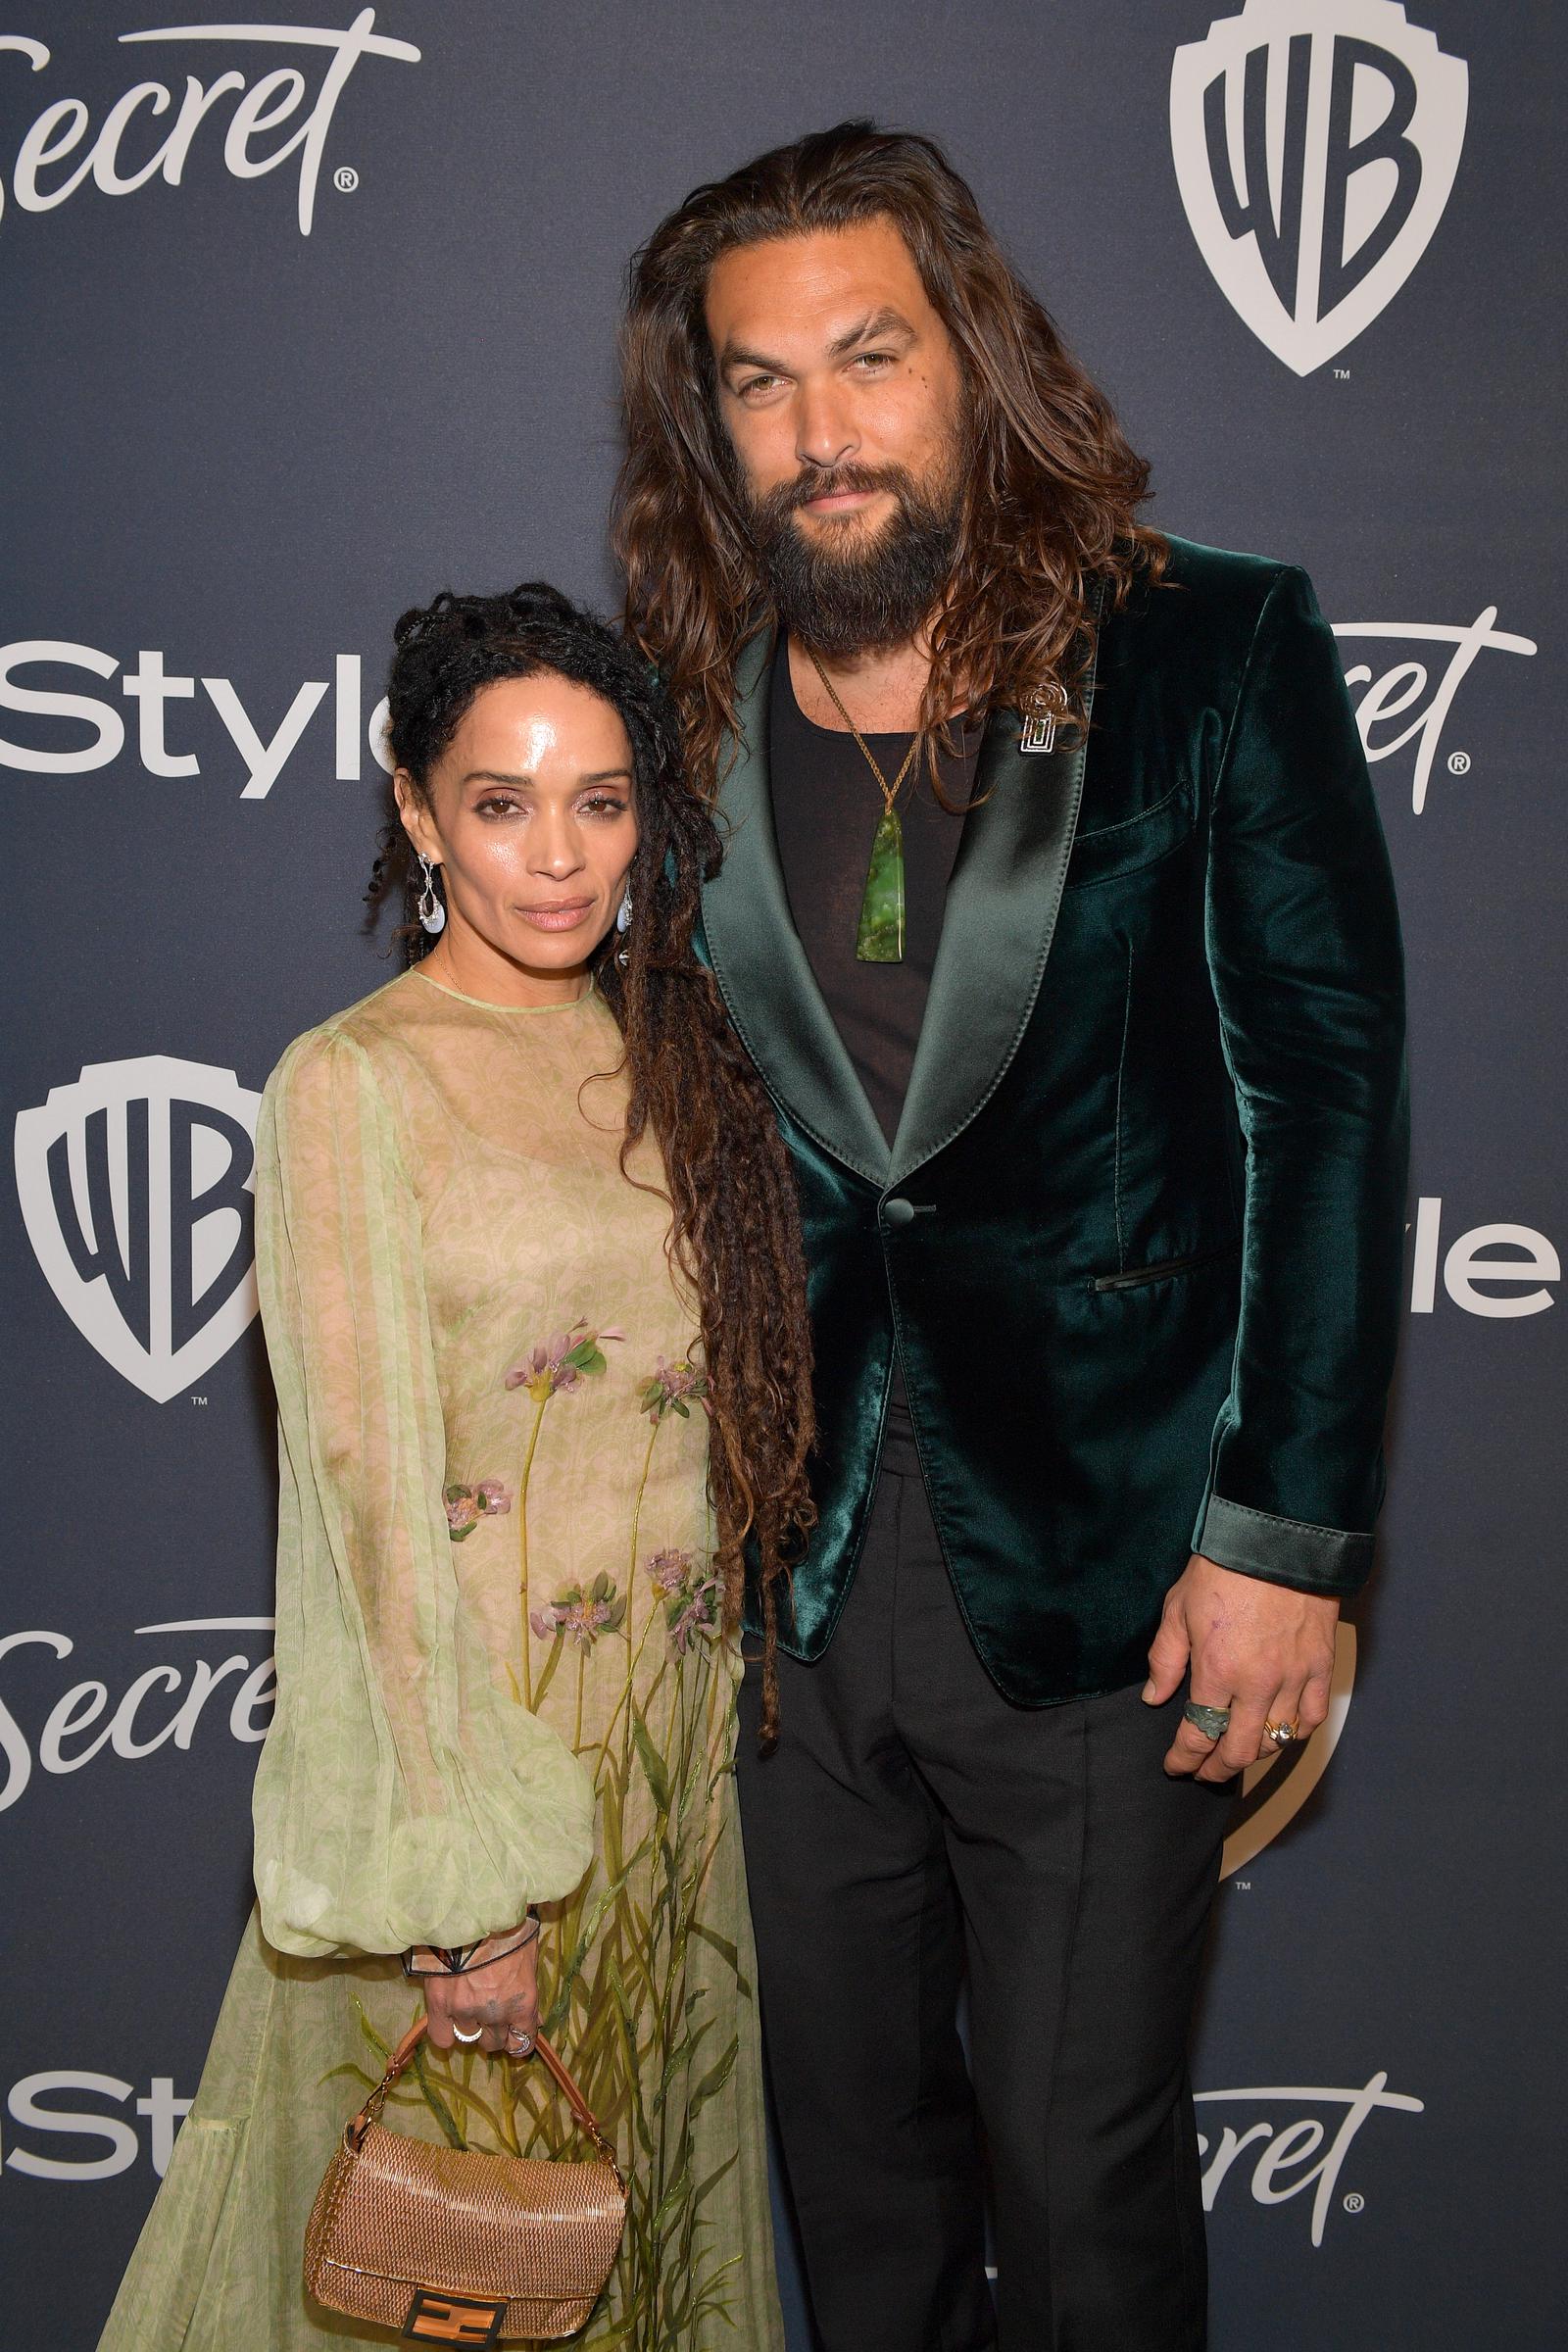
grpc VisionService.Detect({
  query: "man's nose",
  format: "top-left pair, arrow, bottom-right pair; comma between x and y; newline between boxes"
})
796,378 -> 858,473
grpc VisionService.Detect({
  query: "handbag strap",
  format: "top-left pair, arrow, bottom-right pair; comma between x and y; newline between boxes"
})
349,2017 -> 621,2176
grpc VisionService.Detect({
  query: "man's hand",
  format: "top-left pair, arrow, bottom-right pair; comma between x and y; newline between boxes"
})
1143,1554 -> 1339,1782
423,1933 -> 539,2055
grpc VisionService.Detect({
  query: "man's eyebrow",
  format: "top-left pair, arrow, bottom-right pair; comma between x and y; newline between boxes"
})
717,307 -> 916,378
717,336 -> 788,378
826,306 -> 914,359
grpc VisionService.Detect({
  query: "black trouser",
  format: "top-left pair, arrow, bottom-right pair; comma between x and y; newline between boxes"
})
737,1464 -> 1234,2352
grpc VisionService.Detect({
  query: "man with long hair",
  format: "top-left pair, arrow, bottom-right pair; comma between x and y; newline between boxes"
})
613,122 -> 1407,2350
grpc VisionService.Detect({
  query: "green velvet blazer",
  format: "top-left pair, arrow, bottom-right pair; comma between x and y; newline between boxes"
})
700,536 -> 1409,1704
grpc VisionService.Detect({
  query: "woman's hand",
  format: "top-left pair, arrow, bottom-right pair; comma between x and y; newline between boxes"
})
422,1932 -> 539,2056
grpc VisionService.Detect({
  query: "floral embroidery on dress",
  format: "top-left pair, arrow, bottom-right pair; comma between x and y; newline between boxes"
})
648,1547 -> 722,1654
505,1320 -> 622,1703
531,1572 -> 627,1646
637,1355 -> 708,1422
443,1479 -> 512,1541
506,1320 -> 624,1400
625,1360 -> 709,1660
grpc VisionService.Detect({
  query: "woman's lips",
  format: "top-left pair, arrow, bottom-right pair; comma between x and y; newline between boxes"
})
515,898 -> 595,933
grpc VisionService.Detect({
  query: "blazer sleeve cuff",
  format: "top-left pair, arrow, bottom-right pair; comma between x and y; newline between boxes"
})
1195,1493 -> 1374,1596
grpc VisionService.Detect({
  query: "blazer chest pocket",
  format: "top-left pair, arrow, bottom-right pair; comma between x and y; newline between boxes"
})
1064,778 -> 1196,890
1089,1241 -> 1239,1294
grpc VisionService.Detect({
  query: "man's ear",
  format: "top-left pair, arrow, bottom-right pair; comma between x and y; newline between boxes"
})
393,770 -> 440,864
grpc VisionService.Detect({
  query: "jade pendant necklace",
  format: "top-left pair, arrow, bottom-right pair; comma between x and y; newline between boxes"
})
806,646 -> 922,963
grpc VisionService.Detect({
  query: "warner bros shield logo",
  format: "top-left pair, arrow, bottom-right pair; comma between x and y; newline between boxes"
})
1171,1 -> 1468,374
15,1056 -> 262,1402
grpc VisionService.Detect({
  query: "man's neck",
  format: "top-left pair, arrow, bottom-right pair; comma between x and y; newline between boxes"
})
785,631 -> 933,735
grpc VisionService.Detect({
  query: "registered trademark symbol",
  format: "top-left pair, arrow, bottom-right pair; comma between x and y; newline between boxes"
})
1447,749 -> 1471,774
1343,2191 -> 1365,2214
334,166 -> 359,193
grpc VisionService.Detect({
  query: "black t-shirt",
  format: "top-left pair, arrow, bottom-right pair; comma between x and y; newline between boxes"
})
767,633 -> 980,1464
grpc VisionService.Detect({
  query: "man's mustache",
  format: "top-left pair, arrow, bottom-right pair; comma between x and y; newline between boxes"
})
766,464 -> 912,519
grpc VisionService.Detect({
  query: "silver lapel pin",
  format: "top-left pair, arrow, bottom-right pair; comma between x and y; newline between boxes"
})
1019,686 -> 1065,755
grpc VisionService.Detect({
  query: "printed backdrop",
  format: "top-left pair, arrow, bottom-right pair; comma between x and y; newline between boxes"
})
2,5 -> 1562,2344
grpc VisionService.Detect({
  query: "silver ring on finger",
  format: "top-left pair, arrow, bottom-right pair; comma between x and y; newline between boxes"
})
1262,1717 -> 1301,1750
507,2028 -> 534,2056
452,2024 -> 482,2044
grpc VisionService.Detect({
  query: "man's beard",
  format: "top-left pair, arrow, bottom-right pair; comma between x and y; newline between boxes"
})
735,438 -> 966,659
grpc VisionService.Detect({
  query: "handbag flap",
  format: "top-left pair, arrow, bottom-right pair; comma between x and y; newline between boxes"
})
325,2124 -> 626,2302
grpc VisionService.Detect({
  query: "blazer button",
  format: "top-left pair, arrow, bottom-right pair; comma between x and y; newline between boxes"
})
883,1198 -> 916,1228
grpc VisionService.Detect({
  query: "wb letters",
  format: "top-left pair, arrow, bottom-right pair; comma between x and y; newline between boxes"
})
15,1057 -> 264,1400
1171,1 -> 1468,372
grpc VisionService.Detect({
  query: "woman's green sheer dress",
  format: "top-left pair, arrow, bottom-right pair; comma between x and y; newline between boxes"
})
99,967 -> 784,2351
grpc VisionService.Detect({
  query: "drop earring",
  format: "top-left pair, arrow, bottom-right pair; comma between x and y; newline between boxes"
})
615,883 -> 632,968
416,854 -> 446,937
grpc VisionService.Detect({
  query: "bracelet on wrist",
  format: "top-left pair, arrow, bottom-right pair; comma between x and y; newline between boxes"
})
402,1913 -> 539,1979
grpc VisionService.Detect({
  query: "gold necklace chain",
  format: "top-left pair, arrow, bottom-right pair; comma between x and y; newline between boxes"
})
806,648 -> 921,815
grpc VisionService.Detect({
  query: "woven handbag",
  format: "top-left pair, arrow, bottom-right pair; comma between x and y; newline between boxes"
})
304,2015 -> 626,2344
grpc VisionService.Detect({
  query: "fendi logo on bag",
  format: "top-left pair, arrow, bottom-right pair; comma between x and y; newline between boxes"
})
402,2288 -> 508,2344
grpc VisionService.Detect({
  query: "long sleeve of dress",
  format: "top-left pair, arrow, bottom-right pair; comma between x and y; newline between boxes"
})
249,1024 -> 595,1958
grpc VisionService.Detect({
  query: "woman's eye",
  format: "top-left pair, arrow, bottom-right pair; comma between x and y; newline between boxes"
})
579,795 -> 630,819
474,796 -> 524,819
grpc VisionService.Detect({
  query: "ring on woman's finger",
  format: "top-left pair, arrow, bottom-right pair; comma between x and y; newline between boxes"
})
1262,1717 -> 1301,1750
452,2025 -> 483,2044
507,2029 -> 534,2055
1182,1700 -> 1231,1740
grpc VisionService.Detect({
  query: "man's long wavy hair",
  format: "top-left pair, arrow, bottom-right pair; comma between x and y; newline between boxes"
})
366,584 -> 815,1740
614,120 -> 1165,792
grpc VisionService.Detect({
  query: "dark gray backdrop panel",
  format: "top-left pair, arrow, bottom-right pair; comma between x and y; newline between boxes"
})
1,5 -> 1561,2346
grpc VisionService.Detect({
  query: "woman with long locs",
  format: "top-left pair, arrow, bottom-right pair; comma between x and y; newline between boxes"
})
99,585 -> 815,2349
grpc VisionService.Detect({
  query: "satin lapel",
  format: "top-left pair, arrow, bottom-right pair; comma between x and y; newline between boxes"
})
887,627 -> 1102,1192
701,628 -> 891,1187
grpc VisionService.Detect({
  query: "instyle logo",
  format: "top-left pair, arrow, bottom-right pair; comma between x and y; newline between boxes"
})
0,641 -> 387,798
1171,1 -> 1468,373
15,1056 -> 262,1400
1221,1622 -> 1355,1879
0,2070 -> 191,2181
1334,608 -> 1538,813
0,1616 -> 274,1816
0,10 -> 420,237
1408,1199 -> 1558,1320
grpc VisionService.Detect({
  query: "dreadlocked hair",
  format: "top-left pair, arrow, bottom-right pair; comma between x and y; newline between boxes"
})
365,581 -> 815,1742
